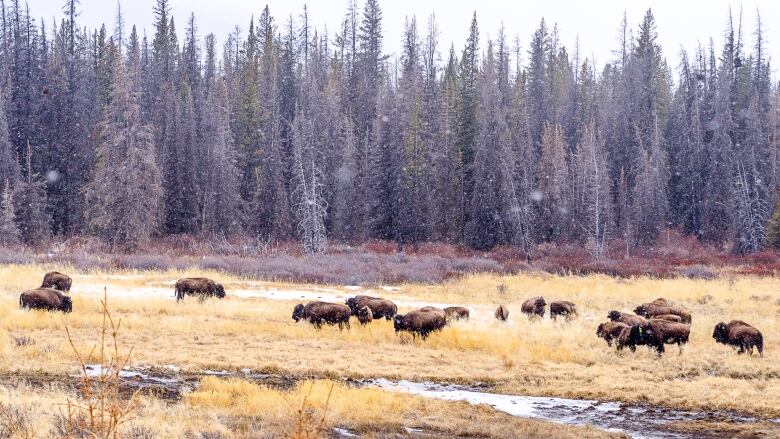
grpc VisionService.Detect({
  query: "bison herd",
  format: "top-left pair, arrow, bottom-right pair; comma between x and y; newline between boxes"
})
14,272 -> 765,357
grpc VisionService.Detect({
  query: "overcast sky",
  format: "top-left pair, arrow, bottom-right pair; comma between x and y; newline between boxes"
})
24,0 -> 779,74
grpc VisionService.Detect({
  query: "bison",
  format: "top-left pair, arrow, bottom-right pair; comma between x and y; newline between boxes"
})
20,288 -> 72,313
494,304 -> 509,321
521,296 -> 546,319
652,314 -> 683,323
634,302 -> 691,324
394,308 -> 447,339
443,306 -> 470,321
712,321 -> 763,357
549,301 -> 577,321
607,310 -> 647,326
346,295 -> 398,320
292,301 -> 352,329
357,306 -> 374,326
174,278 -> 226,302
596,321 -> 630,348
627,320 -> 690,355
41,271 -> 72,292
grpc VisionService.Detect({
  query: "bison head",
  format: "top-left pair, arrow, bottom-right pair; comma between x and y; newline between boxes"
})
215,284 -> 226,298
346,297 -> 358,314
393,315 -> 405,332
712,322 -> 728,343
596,323 -> 606,338
607,311 -> 621,321
292,304 -> 305,322
60,296 -> 73,313
634,305 -> 649,317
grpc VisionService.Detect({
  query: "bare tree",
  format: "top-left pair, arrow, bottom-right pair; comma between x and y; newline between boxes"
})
574,123 -> 611,259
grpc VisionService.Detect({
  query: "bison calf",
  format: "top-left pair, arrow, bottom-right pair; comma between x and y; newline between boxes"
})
20,288 -> 72,313
346,295 -> 398,320
495,304 -> 509,321
596,321 -> 630,348
394,308 -> 447,339
549,301 -> 577,321
713,321 -> 763,357
357,306 -> 373,326
174,278 -> 226,302
41,271 -> 72,292
292,301 -> 352,329
444,306 -> 470,321
521,296 -> 546,319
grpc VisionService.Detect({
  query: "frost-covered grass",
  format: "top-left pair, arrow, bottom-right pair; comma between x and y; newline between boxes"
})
0,264 -> 778,421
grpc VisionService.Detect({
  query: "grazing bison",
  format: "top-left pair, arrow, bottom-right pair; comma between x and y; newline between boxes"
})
292,301 -> 352,329
596,321 -> 630,348
652,314 -> 683,323
357,306 -> 373,326
549,301 -> 577,321
634,302 -> 691,324
712,321 -> 763,357
521,296 -> 546,319
20,288 -> 72,313
41,271 -> 72,292
443,306 -> 470,321
346,295 -> 398,320
494,304 -> 509,321
607,310 -> 647,326
394,308 -> 447,339
174,278 -> 226,302
628,320 -> 690,355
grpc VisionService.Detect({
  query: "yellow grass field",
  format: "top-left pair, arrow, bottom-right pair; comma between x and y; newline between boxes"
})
0,263 -> 777,437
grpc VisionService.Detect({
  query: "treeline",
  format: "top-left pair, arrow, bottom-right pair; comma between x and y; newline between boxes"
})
0,0 -> 779,256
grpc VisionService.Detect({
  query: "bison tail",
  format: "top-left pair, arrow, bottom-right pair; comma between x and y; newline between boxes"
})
19,294 -> 23,309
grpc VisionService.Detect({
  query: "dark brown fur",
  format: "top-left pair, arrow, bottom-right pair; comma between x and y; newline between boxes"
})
394,308 -> 447,339
596,321 -> 630,347
174,278 -> 226,302
494,304 -> 509,321
357,306 -> 373,325
607,310 -> 647,326
634,303 -> 691,324
346,295 -> 398,320
41,271 -> 72,292
713,320 -> 763,356
628,320 -> 691,355
521,296 -> 546,318
292,301 -> 352,329
443,306 -> 470,321
549,301 -> 577,321
20,288 -> 72,313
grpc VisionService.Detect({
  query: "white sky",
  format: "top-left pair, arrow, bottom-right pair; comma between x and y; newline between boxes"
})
24,0 -> 780,74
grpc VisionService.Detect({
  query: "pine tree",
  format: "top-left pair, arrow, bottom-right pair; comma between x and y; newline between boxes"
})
0,87 -> 19,185
0,180 -> 20,245
13,142 -> 50,244
536,122 -> 569,241
85,50 -> 162,249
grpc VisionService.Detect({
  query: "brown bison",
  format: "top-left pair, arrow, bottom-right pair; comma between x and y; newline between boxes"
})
41,271 -> 72,292
495,304 -> 509,321
652,314 -> 683,323
634,302 -> 691,324
20,288 -> 72,313
712,321 -> 763,357
444,306 -> 470,321
394,308 -> 447,339
596,321 -> 630,347
521,296 -> 546,319
292,301 -> 352,329
627,320 -> 691,354
549,301 -> 577,321
346,295 -> 398,320
357,306 -> 373,326
174,278 -> 226,302
607,310 -> 647,326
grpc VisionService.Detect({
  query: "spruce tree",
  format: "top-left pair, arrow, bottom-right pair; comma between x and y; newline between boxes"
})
0,180 -> 20,245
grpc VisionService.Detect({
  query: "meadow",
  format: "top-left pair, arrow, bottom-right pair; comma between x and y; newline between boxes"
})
0,263 -> 777,437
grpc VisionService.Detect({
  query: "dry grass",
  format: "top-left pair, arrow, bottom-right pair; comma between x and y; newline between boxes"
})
0,263 -> 777,422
